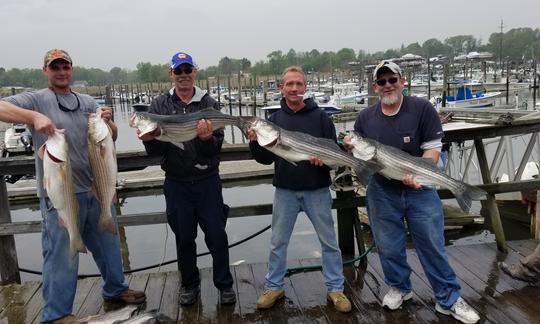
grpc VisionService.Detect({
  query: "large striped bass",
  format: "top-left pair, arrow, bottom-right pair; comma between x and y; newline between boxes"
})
129,108 -> 249,149
38,129 -> 87,256
88,111 -> 117,234
249,118 -> 382,186
347,131 -> 487,213
76,305 -> 138,323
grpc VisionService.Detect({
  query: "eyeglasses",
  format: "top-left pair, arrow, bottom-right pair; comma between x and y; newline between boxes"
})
48,65 -> 72,71
172,66 -> 194,75
375,77 -> 399,86
55,91 -> 80,112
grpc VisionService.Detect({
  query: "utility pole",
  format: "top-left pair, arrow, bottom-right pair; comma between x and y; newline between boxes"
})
498,19 -> 505,72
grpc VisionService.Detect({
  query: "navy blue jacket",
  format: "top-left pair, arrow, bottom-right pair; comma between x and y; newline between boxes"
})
143,87 -> 223,182
249,98 -> 337,190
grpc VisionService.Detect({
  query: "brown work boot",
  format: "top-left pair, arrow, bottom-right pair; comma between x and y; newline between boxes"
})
52,314 -> 76,324
327,291 -> 352,313
256,289 -> 285,309
104,288 -> 146,304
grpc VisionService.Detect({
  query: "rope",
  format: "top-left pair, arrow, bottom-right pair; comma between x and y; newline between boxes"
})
19,224 -> 272,278
19,223 -> 375,279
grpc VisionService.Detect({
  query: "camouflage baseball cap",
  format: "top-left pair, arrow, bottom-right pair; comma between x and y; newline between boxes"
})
43,49 -> 72,68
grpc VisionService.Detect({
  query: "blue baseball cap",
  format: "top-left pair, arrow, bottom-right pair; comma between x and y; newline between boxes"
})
170,52 -> 195,69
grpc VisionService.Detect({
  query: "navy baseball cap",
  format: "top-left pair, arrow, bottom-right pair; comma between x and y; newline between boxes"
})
170,52 -> 195,69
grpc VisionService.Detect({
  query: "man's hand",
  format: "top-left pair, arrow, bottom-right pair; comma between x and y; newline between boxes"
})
247,128 -> 258,142
32,113 -> 55,136
342,135 -> 354,151
197,119 -> 213,140
402,174 -> 422,189
309,156 -> 324,167
97,106 -> 113,123
138,128 -> 161,141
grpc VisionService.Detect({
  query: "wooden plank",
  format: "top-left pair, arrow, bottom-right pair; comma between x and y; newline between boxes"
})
232,264 -> 263,324
364,253 -> 431,324
341,265 -> 381,323
299,259 -> 362,323
507,239 -> 538,254
76,277 -> 106,318
251,262 -> 305,323
445,245 -> 534,323
142,272 -> 166,312
19,284 -> 42,324
0,281 -> 41,323
453,244 -> 540,318
158,271 -> 179,322
199,267 -> 218,321
406,249 -> 490,323
286,259 -> 328,323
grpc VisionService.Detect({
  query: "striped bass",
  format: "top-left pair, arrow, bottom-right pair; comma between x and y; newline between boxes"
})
76,305 -> 138,323
38,129 -> 86,256
88,111 -> 117,234
249,118 -> 382,186
347,131 -> 487,213
129,108 -> 249,149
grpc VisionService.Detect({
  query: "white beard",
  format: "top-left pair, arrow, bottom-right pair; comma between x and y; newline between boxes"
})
380,93 -> 400,105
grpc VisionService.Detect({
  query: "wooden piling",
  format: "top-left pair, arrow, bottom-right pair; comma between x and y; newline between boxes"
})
474,138 -> 507,252
0,177 -> 21,284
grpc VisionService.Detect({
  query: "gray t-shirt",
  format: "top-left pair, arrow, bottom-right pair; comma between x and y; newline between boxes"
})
2,88 -> 98,197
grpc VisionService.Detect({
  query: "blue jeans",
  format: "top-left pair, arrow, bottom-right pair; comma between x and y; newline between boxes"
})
265,187 -> 344,292
40,192 -> 128,323
366,176 -> 460,309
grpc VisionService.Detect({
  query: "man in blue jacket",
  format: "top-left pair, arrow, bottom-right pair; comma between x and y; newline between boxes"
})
138,51 -> 235,306
248,66 -> 351,313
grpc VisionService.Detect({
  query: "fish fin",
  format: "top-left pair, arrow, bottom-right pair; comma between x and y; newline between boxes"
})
58,217 -> 66,227
99,142 -> 107,158
453,183 -> 488,213
38,144 -> 46,160
353,159 -> 383,187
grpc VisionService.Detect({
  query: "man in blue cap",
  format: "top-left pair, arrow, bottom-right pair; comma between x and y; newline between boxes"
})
137,51 -> 236,306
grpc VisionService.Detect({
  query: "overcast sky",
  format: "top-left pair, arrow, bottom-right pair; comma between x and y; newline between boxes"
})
1,0 -> 538,71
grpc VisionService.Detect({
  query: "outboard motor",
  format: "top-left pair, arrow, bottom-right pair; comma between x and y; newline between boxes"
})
20,130 -> 33,153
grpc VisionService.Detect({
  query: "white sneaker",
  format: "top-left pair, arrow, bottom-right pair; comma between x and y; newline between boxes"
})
435,297 -> 480,324
382,287 -> 413,310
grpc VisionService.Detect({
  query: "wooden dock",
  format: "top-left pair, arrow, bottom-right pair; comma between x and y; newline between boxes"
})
1,240 -> 539,323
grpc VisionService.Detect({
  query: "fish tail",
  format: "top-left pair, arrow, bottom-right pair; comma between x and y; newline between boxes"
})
98,207 -> 118,234
453,183 -> 487,213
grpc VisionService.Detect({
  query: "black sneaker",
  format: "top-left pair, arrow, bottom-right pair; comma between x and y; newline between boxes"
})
179,286 -> 200,306
219,287 -> 236,305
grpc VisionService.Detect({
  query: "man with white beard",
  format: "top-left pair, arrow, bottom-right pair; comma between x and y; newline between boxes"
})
345,61 -> 479,323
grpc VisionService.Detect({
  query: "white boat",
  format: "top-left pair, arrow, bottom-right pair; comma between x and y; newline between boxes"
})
443,83 -> 501,108
2,124 -> 32,157
260,103 -> 342,119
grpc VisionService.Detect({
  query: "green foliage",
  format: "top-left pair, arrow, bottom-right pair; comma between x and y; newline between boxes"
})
2,27 -> 539,88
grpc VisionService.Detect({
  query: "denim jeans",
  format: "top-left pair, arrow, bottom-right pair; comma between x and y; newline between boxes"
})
163,174 -> 233,290
265,187 -> 344,292
366,176 -> 461,309
40,192 -> 128,323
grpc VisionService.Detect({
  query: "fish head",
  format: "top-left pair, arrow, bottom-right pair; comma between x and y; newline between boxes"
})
130,112 -> 158,138
251,118 -> 279,147
88,111 -> 110,142
348,132 -> 376,160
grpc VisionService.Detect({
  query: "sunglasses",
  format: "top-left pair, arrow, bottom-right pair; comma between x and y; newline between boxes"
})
375,77 -> 399,86
172,66 -> 194,75
49,65 -> 72,71
55,91 -> 80,112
